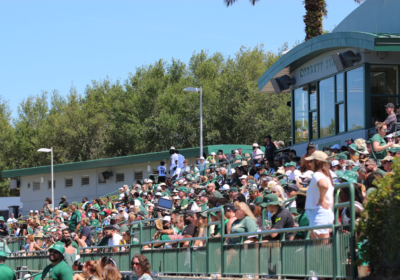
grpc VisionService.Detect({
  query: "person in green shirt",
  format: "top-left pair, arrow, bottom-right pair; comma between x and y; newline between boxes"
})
0,250 -> 16,280
41,244 -> 73,280
207,183 -> 223,198
90,215 -> 101,227
42,197 -> 54,218
370,122 -> 392,160
247,185 -> 263,205
69,202 -> 82,233
177,187 -> 190,209
198,193 -> 209,212
229,202 -> 257,244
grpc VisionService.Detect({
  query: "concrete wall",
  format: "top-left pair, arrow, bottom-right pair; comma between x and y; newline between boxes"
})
19,156 -> 197,215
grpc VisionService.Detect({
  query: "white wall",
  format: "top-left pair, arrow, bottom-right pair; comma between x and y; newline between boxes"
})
20,156 -> 197,215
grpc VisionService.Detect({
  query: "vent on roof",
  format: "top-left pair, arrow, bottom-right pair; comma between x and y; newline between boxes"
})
48,180 -> 56,189
82,176 -> 90,186
134,171 -> 143,180
33,181 -> 40,190
116,172 -> 125,182
65,178 -> 73,188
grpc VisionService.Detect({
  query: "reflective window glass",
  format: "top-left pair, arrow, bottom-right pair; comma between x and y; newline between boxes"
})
338,103 -> 345,133
370,66 -> 397,95
319,77 -> 335,138
371,96 -> 398,126
347,67 -> 364,131
336,73 -> 344,102
311,112 -> 318,139
310,83 -> 317,110
294,87 -> 309,144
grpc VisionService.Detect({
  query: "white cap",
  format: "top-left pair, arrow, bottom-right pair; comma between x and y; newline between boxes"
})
119,187 -> 124,190
234,150 -> 239,153
183,181 -> 187,185
157,186 -> 162,191
331,160 -> 340,167
199,156 -> 205,160
163,216 -> 171,222
130,205 -> 134,208
386,134 -> 393,139
170,146 -> 175,150
252,143 -> 259,147
34,210 -> 38,213
63,212 -> 68,216
211,152 -> 216,155
173,196 -> 180,200
147,203 -> 154,207
239,175 -> 248,180
30,210 -> 33,213
299,170 -> 314,179
221,184 -> 230,191
118,207 -> 124,211
147,179 -> 153,183
172,189 -> 178,193
155,192 -> 162,196
159,183 -> 166,187
330,144 -> 340,149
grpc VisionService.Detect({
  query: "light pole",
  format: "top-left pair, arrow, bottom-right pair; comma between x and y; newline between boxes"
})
37,147 -> 54,210
183,86 -> 203,158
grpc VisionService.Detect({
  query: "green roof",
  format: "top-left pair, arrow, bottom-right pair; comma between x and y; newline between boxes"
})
258,32 -> 400,92
1,144 -> 261,178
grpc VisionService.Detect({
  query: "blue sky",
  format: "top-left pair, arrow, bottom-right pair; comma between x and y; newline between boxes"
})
1,0 -> 361,118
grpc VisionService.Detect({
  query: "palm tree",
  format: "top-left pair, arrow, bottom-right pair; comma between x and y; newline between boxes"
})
224,0 -> 365,41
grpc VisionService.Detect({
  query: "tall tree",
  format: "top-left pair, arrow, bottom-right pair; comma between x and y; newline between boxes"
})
223,0 -> 365,41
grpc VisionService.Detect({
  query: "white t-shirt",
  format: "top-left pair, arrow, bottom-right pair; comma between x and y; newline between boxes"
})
7,218 -> 17,224
170,153 -> 179,170
305,172 -> 334,210
119,193 -> 125,200
288,169 -> 302,181
178,154 -> 185,169
158,166 -> 167,176
173,167 -> 181,178
108,233 -> 123,246
14,228 -> 20,236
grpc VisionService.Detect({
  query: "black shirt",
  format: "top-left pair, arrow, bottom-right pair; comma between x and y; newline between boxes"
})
182,223 -> 197,237
81,226 -> 92,246
59,200 -> 69,209
271,207 -> 294,240
264,142 -> 277,158
0,223 -> 9,236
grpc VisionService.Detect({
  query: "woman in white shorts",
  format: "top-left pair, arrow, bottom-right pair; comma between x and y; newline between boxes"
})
305,151 -> 334,239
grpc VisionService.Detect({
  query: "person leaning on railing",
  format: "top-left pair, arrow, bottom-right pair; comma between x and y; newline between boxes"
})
304,151 -> 335,239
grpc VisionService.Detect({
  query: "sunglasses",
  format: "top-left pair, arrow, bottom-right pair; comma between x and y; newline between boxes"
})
286,188 -> 295,192
132,262 -> 140,266
250,191 -> 257,194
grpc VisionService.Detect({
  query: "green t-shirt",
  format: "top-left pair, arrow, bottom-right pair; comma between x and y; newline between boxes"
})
69,210 -> 82,232
199,203 -> 209,212
0,264 -> 16,280
159,234 -> 171,241
230,216 -> 257,243
376,167 -> 387,177
295,211 -> 310,240
139,204 -> 148,215
370,133 -> 387,160
179,198 -> 189,208
212,190 -> 223,199
90,219 -> 101,227
43,204 -> 53,217
97,236 -> 109,247
41,260 -> 73,280
214,219 -> 229,236
93,204 -> 101,211
55,240 -> 79,250
247,196 -> 263,205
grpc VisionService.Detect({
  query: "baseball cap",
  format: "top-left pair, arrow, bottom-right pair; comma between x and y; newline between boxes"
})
118,207 -> 124,211
249,185 -> 258,192
287,183 -> 299,192
220,184 -> 230,191
305,151 -> 328,162
331,160 -> 339,167
223,203 -> 235,211
49,244 -> 65,255
229,187 -> 238,193
239,175 -> 248,180
259,194 -> 281,207
300,178 -> 311,186
119,187 -> 124,190
61,196 -> 66,199
330,144 -> 340,149
71,201 -> 79,207
199,156 -> 205,160
155,192 -> 162,196
177,187 -> 188,193
30,210 -> 33,213
252,143 -> 259,147
184,210 -> 195,217
157,186 -> 162,191
211,152 -> 216,155
385,103 -> 395,108
163,216 -> 171,222
173,196 -> 180,200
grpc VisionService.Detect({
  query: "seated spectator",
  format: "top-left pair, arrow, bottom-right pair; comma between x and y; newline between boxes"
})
131,254 -> 153,280
300,143 -> 316,171
228,202 -> 257,244
271,185 -> 286,202
105,225 -> 122,252
294,190 -> 309,240
381,156 -> 394,173
82,260 -> 102,280
104,264 -> 123,280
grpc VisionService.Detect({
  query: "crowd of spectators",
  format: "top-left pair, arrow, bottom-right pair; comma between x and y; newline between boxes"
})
1,114 -> 398,279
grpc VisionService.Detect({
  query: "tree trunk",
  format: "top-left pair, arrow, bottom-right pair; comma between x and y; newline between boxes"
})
303,0 -> 326,41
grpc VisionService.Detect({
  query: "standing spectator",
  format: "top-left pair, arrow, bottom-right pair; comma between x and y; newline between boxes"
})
264,135 -> 277,166
181,160 -> 191,175
176,150 -> 185,169
41,244 -> 73,280
371,121 -> 392,160
69,202 -> 82,233
132,254 -> 153,280
305,151 -> 334,239
42,197 -> 54,218
169,147 -> 179,174
206,152 -> 217,164
300,143 -> 316,171
384,103 -> 397,134
157,161 -> 167,183
59,196 -> 69,210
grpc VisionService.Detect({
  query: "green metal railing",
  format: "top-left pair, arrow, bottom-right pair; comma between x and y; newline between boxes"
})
5,182 -> 356,279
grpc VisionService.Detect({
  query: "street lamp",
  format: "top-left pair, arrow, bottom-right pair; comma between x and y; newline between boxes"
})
37,147 -> 54,210
183,86 -> 203,158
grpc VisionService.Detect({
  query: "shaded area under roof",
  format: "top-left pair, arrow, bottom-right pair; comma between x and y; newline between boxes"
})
1,144 -> 261,178
258,32 -> 400,93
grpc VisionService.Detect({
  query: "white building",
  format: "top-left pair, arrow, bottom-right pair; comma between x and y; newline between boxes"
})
2,144 -> 256,215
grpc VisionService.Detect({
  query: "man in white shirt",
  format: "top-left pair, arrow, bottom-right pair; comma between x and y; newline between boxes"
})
176,150 -> 185,169
105,225 -> 123,252
118,187 -> 125,200
7,213 -> 17,224
251,143 -> 264,161
170,147 -> 179,173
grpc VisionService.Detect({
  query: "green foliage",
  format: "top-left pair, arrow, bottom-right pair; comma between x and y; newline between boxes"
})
357,159 -> 400,277
0,44 -> 291,195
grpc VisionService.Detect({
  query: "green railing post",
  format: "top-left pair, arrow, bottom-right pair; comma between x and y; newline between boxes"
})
220,206 -> 225,277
